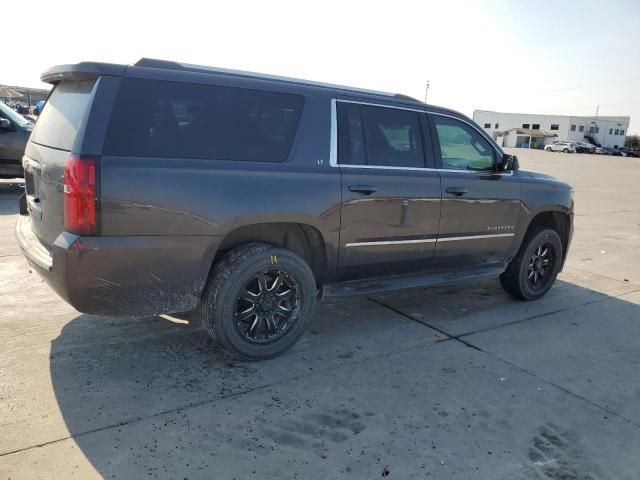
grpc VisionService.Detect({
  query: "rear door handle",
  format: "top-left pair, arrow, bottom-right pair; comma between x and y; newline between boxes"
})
349,185 -> 378,195
445,186 -> 468,196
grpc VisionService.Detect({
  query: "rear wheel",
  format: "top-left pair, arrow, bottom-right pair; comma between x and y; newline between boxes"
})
545,147 -> 552,152
500,228 -> 563,300
199,243 -> 317,360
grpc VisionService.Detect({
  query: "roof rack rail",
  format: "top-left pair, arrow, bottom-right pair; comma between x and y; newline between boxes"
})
133,58 -> 419,100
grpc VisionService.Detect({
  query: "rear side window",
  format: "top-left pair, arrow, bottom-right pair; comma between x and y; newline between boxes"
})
337,102 -> 425,168
104,79 -> 304,162
30,80 -> 96,151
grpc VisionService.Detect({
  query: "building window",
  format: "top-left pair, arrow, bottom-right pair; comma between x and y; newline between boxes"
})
615,129 -> 620,135
579,125 -> 584,132
570,124 -> 576,131
484,123 -> 491,128
589,126 -> 595,133
522,123 -> 530,129
620,129 -> 624,135
550,124 -> 559,131
532,123 -> 540,130
594,126 -> 599,133
609,128 -> 613,134
495,123 -> 499,129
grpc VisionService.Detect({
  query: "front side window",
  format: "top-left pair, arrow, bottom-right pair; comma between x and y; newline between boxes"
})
104,78 -> 304,162
337,103 -> 425,168
433,116 -> 494,171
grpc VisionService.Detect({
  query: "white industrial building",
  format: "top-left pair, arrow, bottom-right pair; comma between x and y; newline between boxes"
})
473,110 -> 630,149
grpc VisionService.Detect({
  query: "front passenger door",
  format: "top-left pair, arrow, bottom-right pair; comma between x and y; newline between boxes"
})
429,113 -> 521,269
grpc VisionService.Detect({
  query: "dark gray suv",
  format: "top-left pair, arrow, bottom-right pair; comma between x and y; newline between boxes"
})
17,58 -> 574,359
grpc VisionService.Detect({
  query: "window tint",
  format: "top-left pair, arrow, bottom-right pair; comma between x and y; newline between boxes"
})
433,116 -> 494,171
362,105 -> 424,167
30,80 -> 96,151
337,103 -> 366,165
337,103 -> 425,168
104,78 -> 304,162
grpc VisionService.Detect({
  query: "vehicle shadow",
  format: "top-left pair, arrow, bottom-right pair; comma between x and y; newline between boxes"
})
47,277 -> 639,478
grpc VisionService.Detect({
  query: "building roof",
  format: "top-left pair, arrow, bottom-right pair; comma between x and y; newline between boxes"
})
474,109 -> 630,124
499,128 -> 557,137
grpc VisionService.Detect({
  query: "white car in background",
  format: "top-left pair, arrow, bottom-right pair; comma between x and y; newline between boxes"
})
545,142 -> 576,153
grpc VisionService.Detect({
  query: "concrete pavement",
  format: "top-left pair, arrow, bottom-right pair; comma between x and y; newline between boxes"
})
1,149 -> 639,479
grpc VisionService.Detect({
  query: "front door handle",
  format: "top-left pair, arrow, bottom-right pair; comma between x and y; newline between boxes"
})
445,186 -> 468,196
349,185 -> 378,195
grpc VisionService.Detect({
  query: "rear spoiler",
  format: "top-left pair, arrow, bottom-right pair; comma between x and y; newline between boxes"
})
41,62 -> 126,84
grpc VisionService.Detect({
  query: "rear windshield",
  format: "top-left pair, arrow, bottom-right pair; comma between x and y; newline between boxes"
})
30,80 -> 96,151
103,78 -> 304,162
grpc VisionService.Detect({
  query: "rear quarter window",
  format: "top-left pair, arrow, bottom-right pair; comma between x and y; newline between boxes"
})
103,78 -> 304,162
30,80 -> 96,151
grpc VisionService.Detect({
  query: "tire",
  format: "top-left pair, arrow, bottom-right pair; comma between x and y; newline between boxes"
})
500,228 -> 563,300
563,148 -> 569,153
545,147 -> 552,152
199,242 -> 317,360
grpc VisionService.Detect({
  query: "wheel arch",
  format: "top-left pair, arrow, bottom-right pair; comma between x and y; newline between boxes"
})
211,222 -> 329,286
519,210 -> 571,267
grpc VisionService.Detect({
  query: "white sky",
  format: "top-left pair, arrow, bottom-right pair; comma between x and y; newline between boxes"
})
4,0 -> 640,133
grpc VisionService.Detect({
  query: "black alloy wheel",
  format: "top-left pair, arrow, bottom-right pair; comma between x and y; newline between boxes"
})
526,241 -> 556,292
234,270 -> 300,344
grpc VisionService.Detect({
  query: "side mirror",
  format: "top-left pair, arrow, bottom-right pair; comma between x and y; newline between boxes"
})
0,118 -> 10,130
497,154 -> 519,171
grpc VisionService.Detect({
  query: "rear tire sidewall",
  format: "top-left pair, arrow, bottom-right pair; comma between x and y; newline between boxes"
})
205,248 -> 316,360
517,229 -> 563,300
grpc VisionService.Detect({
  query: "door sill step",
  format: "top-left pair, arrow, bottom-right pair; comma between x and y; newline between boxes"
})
324,265 -> 504,298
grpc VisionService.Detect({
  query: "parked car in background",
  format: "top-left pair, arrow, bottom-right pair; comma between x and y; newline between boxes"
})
545,141 -> 576,153
0,101 -> 32,178
620,148 -> 639,157
595,147 -> 607,154
575,141 -> 595,153
33,100 -> 45,116
16,58 -> 574,359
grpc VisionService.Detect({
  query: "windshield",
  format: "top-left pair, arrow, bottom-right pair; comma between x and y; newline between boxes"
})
0,101 -> 33,127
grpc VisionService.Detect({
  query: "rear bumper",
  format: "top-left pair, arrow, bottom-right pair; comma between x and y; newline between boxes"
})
15,214 -> 218,316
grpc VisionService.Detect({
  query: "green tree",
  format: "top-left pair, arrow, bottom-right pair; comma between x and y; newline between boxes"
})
625,135 -> 640,148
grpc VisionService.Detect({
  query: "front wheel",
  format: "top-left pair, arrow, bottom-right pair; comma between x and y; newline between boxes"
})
563,148 -> 569,153
199,243 -> 317,360
500,228 -> 563,300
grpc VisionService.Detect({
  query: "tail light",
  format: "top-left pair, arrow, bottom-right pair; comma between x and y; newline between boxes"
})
63,155 -> 97,235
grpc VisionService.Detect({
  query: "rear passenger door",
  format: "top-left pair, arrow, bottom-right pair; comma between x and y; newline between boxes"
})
428,113 -> 521,269
335,99 -> 442,281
